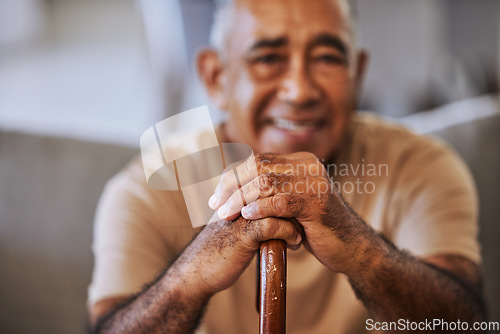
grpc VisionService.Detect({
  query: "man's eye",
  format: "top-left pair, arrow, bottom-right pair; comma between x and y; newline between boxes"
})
253,54 -> 284,64
315,54 -> 345,65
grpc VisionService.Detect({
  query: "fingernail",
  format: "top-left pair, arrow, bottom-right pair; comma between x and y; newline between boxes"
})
241,205 -> 254,218
218,205 -> 228,219
209,194 -> 218,209
295,233 -> 302,244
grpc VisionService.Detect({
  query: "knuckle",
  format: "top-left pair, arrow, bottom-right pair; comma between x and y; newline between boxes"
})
271,195 -> 287,212
258,172 -> 296,195
256,153 -> 287,172
259,153 -> 277,161
280,175 -> 294,193
242,159 -> 257,178
254,154 -> 266,164
298,151 -> 316,160
308,152 -> 319,161
258,218 -> 278,238
255,154 -> 272,171
257,173 -> 272,192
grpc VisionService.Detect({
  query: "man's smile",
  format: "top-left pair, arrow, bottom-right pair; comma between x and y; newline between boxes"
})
262,116 -> 327,143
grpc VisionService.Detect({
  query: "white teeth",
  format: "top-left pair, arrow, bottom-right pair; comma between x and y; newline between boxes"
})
273,118 -> 317,132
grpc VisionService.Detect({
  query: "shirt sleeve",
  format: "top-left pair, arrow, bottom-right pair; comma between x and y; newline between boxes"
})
87,159 -> 178,307
391,138 -> 481,264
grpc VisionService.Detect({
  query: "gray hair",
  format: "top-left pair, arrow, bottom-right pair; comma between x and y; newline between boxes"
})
210,0 -> 358,51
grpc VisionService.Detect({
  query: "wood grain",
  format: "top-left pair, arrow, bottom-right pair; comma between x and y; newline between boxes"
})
258,240 -> 287,334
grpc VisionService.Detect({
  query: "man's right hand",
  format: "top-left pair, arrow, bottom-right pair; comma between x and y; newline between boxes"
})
89,214 -> 301,333
180,214 -> 302,296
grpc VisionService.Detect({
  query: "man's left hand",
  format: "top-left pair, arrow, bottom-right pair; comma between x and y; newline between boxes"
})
208,152 -> 370,274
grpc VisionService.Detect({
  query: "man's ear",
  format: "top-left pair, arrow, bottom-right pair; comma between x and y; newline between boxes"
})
196,49 -> 228,111
354,49 -> 369,100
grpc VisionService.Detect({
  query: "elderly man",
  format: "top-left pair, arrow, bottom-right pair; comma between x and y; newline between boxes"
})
88,0 -> 485,333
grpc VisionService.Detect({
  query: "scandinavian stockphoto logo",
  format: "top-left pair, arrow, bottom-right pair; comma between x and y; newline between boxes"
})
140,105 -> 257,228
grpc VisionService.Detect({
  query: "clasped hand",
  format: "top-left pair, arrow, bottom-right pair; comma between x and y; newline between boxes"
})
187,152 -> 367,296
208,152 -> 362,273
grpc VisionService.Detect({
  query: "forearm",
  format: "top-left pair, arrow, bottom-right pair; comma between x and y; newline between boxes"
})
93,256 -> 212,334
92,215 -> 300,334
346,224 -> 485,327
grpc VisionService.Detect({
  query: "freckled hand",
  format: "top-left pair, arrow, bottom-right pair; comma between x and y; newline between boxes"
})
209,154 -> 292,334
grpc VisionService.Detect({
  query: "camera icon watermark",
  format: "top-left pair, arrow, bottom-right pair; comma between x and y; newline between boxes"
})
140,106 -> 388,227
140,105 -> 257,228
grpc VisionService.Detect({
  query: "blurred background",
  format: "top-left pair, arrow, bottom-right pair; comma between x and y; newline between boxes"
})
1,0 -> 499,144
0,0 -> 499,333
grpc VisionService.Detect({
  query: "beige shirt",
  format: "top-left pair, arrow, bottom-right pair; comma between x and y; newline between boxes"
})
88,113 -> 480,334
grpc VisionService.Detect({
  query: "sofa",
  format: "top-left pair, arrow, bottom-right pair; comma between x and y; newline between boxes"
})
0,97 -> 498,333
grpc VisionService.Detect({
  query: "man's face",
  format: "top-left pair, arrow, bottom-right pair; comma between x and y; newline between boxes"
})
214,0 -> 365,160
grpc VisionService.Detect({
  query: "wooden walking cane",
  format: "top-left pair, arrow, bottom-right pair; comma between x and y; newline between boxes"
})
257,240 -> 287,334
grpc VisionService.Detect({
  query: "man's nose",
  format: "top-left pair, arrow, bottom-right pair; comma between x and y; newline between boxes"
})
277,62 -> 321,107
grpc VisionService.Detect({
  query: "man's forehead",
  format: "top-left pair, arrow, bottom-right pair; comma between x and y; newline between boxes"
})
229,0 -> 352,48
